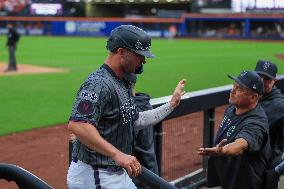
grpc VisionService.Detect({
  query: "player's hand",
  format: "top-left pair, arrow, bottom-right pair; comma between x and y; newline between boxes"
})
112,151 -> 141,177
170,79 -> 186,108
69,132 -> 77,142
198,139 -> 227,155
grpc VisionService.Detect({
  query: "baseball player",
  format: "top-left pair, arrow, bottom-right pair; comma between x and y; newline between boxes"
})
67,25 -> 186,189
198,71 -> 271,189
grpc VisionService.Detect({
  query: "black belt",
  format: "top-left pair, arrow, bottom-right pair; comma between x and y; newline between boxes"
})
72,157 -> 123,172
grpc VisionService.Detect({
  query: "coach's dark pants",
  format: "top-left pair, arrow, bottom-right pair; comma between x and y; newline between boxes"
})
8,46 -> 17,71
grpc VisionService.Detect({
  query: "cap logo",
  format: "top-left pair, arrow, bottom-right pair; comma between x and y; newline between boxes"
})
263,62 -> 270,71
135,40 -> 150,51
240,71 -> 247,77
133,26 -> 143,32
253,84 -> 256,89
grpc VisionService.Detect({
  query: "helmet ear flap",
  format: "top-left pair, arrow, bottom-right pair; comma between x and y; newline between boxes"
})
106,35 -> 123,53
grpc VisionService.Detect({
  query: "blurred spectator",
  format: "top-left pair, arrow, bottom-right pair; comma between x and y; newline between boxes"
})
227,23 -> 237,36
35,22 -> 43,29
275,22 -> 284,38
251,22 -> 284,38
204,28 -> 216,37
168,24 -> 177,39
1,0 -> 30,13
257,26 -> 264,35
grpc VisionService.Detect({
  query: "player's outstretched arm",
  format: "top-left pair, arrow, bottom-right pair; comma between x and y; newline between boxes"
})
170,79 -> 186,108
134,79 -> 186,130
68,121 -> 141,177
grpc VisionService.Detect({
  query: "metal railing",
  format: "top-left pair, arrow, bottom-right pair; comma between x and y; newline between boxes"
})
0,163 -> 53,189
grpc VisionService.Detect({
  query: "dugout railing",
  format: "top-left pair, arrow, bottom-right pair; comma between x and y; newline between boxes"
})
0,163 -> 53,189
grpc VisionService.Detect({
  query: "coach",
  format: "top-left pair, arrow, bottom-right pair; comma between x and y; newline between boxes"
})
198,71 -> 271,189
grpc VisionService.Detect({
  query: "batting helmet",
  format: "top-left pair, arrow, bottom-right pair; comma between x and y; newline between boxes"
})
106,25 -> 155,58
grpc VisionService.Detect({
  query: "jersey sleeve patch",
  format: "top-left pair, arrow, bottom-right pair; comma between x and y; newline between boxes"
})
70,79 -> 111,123
77,100 -> 95,115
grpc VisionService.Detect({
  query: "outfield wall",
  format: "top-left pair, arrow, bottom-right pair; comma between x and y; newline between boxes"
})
0,14 -> 284,39
0,16 -> 182,38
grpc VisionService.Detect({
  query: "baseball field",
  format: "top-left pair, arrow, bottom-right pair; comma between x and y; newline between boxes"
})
1,36 -> 284,137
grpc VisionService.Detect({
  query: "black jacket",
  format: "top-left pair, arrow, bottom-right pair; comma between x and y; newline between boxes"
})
6,28 -> 19,47
207,104 -> 271,189
132,92 -> 159,189
259,87 -> 284,166
134,92 -> 158,175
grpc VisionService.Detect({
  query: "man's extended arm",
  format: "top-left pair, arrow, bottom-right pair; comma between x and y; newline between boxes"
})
134,79 -> 186,130
198,138 -> 249,156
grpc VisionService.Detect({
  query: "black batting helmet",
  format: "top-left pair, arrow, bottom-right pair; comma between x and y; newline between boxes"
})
106,25 -> 155,58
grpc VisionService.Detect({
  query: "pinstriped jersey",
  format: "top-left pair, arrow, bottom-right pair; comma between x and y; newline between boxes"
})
70,64 -> 138,167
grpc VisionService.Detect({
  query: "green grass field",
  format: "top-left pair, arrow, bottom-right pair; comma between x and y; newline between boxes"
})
0,35 -> 284,136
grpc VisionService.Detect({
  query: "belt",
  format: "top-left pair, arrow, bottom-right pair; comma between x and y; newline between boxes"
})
72,157 -> 123,172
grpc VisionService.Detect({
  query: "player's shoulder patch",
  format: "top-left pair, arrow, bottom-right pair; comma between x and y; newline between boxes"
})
77,100 -> 94,115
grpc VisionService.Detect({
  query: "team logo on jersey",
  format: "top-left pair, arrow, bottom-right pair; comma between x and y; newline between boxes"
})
226,125 -> 236,137
77,100 -> 94,115
120,98 -> 136,125
220,116 -> 232,129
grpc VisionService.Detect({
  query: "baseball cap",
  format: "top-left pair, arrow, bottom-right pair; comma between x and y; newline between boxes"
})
124,73 -> 137,84
255,60 -> 278,79
106,25 -> 155,58
228,70 -> 264,95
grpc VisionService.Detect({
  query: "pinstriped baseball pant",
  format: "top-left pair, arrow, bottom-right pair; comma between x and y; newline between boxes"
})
67,160 -> 137,189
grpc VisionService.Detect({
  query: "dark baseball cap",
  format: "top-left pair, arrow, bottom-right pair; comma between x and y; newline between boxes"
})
228,70 -> 264,95
124,73 -> 137,84
106,25 -> 155,58
255,60 -> 278,79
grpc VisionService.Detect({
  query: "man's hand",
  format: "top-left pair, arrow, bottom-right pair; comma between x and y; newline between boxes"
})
198,139 -> 227,156
112,151 -> 141,177
69,132 -> 77,142
170,79 -> 186,108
